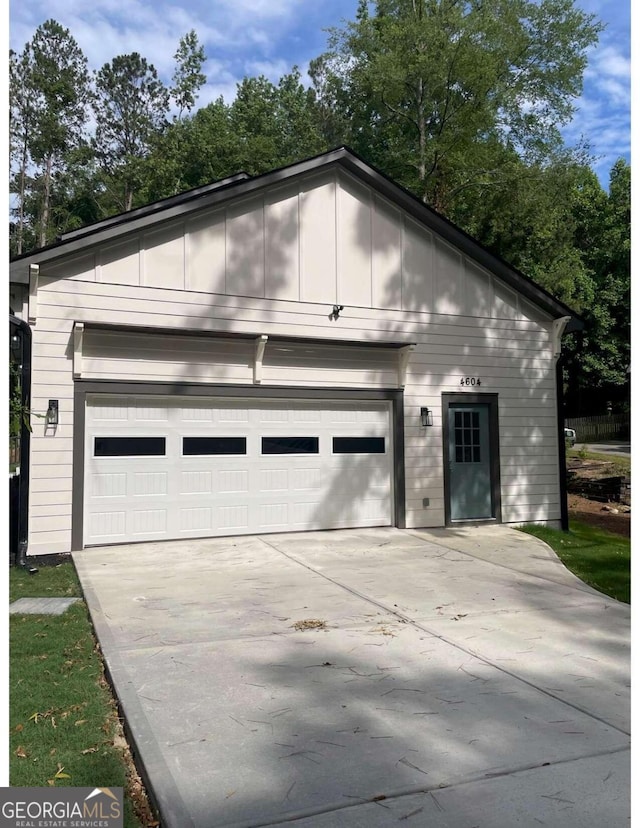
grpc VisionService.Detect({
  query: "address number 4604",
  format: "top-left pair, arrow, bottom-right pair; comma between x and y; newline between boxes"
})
460,377 -> 481,386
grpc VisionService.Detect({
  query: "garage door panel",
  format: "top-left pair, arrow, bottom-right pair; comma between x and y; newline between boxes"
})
217,469 -> 249,494
180,507 -> 212,533
180,470 -> 213,495
132,508 -> 167,536
90,402 -> 129,421
85,395 -> 393,545
259,468 -> 289,491
90,510 -> 127,540
217,504 -> 250,532
92,472 -> 128,498
133,471 -> 169,497
133,400 -> 170,421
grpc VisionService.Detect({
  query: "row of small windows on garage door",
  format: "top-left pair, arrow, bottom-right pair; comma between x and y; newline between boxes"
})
93,435 -> 387,457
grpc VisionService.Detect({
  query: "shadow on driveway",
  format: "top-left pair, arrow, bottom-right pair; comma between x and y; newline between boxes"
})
73,527 -> 630,828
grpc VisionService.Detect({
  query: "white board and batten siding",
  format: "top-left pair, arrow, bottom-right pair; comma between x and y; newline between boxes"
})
26,168 -> 560,554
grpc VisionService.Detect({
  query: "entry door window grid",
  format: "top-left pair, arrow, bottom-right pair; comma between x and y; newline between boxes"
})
454,411 -> 481,463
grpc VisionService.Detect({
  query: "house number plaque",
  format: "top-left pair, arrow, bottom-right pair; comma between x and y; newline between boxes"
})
460,377 -> 482,386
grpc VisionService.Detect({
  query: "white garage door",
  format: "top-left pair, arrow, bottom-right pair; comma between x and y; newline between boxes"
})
84,395 -> 393,546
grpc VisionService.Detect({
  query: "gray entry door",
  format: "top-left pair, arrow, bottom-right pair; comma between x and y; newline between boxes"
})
448,404 -> 492,520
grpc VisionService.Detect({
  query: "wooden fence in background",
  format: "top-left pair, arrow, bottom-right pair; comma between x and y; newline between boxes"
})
565,414 -> 630,443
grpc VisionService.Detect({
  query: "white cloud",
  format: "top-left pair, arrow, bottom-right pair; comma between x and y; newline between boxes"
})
10,0 -> 629,188
9,0 -> 303,75
244,58 -> 291,81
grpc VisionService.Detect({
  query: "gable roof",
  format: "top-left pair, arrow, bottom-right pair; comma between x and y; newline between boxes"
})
9,146 -> 583,331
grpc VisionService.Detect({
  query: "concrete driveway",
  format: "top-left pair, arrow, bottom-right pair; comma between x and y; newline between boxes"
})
73,527 -> 630,828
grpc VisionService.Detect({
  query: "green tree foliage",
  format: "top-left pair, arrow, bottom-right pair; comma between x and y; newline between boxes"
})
92,53 -> 170,211
141,68 -> 327,200
9,20 -> 90,252
10,47 -> 36,256
171,30 -> 207,119
314,0 -> 602,214
563,160 -> 630,410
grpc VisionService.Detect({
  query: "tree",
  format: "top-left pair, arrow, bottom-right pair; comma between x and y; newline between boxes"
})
314,0 -> 602,215
10,20 -> 90,251
563,160 -> 630,413
93,53 -> 170,211
171,30 -> 207,120
9,47 -> 36,256
274,69 -> 327,163
141,68 -> 327,201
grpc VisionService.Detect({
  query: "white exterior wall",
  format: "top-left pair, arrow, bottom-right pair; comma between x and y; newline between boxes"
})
26,169 -> 560,555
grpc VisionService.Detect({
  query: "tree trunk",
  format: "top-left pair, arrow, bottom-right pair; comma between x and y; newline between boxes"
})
417,79 -> 426,185
39,154 -> 53,248
16,134 -> 29,256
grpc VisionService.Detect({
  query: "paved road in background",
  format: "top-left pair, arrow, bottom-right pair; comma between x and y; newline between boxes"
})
575,441 -> 630,457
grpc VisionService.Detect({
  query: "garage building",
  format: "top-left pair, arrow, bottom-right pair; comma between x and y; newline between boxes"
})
9,147 -> 581,556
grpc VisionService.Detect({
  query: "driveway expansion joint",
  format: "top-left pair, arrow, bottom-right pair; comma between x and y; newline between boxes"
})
259,536 -> 630,737
218,745 -> 631,828
402,528 -> 618,602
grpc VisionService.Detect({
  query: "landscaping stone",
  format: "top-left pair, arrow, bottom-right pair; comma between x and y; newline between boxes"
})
9,597 -> 80,615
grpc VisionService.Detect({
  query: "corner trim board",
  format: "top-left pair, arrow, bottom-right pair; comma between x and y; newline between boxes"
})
71,385 -> 86,551
28,264 -> 39,324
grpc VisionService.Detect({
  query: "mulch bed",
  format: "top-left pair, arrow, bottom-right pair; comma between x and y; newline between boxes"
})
568,493 -> 631,538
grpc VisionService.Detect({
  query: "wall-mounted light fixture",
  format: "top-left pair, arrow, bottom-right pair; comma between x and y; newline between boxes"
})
46,399 -> 59,427
330,304 -> 345,320
420,407 -> 433,427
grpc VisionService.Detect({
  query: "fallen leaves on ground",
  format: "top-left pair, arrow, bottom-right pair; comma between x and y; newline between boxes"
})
291,619 -> 327,631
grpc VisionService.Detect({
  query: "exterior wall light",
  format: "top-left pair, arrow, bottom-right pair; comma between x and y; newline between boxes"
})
46,399 -> 59,427
420,407 -> 433,427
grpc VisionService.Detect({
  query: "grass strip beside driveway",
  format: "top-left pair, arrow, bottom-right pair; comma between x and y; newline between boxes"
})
9,562 -> 155,827
521,520 -> 630,603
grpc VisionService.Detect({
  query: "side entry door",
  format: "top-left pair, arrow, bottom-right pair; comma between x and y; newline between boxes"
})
445,398 -> 500,522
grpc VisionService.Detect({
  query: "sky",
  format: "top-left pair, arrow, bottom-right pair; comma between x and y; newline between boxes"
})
7,0 -> 631,189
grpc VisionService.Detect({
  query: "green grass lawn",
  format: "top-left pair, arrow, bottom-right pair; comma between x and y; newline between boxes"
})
9,562 -> 153,826
520,520 -> 630,603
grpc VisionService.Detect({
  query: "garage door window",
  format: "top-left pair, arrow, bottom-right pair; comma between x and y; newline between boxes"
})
262,437 -> 319,454
94,437 -> 166,457
182,437 -> 247,456
333,437 -> 385,454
